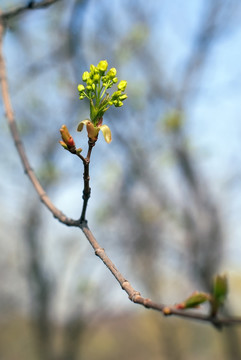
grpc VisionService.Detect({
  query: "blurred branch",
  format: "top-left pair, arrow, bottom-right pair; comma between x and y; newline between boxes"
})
178,0 -> 239,106
1,8 -> 241,329
0,0 -> 62,21
0,17 -> 77,227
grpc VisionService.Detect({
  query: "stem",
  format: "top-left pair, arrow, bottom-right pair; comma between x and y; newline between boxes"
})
80,138 -> 96,222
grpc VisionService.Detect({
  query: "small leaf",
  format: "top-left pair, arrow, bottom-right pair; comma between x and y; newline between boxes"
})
76,148 -> 83,154
59,140 -> 68,150
176,292 -> 210,310
99,124 -> 112,143
213,274 -> 228,305
77,119 -> 90,132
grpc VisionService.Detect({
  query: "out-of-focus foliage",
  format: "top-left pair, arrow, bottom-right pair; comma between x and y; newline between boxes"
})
1,0 -> 241,359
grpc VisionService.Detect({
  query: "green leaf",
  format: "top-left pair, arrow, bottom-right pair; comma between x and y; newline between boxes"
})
176,292 -> 210,309
213,274 -> 228,305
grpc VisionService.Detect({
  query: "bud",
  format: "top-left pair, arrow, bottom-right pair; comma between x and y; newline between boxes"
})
76,148 -> 83,154
176,292 -> 209,310
59,125 -> 76,150
119,94 -> 128,101
82,72 -> 90,82
114,101 -> 123,107
117,80 -> 127,91
86,121 -> 99,141
59,140 -> 68,150
97,60 -> 108,72
67,136 -> 75,147
213,274 -> 228,305
108,67 -> 117,78
78,84 -> 85,92
93,73 -> 100,83
111,91 -> 122,100
60,125 -> 71,144
90,64 -> 95,73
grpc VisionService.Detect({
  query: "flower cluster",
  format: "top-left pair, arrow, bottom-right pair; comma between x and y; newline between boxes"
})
77,60 -> 127,143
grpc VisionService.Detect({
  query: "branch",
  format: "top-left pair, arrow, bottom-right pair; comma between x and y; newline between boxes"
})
80,138 -> 96,222
0,13 -> 241,329
0,18 -> 77,227
0,0 -> 62,21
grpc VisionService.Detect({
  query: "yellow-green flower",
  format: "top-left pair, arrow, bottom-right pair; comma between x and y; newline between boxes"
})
97,60 -> 108,72
117,80 -> 127,92
77,60 -> 127,143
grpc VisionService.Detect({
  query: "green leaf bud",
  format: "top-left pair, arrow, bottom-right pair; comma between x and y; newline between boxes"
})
113,77 -> 118,83
176,292 -> 210,309
76,148 -> 83,154
213,274 -> 228,305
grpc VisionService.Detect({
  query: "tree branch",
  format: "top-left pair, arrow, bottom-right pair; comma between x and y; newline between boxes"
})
0,17 -> 77,227
0,10 -> 241,328
0,0 -> 62,21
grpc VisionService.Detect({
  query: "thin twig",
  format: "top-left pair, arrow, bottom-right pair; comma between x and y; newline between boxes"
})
0,12 -> 241,328
0,0 -> 62,21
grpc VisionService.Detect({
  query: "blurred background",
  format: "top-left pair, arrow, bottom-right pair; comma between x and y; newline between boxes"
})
1,0 -> 241,359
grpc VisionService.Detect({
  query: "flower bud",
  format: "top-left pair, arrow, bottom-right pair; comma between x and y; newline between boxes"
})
90,64 -> 95,73
119,94 -> 128,101
78,84 -> 85,92
117,80 -> 127,91
93,73 -> 100,82
97,60 -> 108,72
108,67 -> 117,78
82,71 -> 90,82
